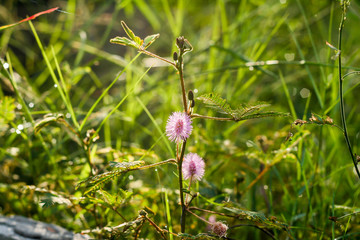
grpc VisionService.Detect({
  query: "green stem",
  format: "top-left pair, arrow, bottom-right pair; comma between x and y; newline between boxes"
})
140,49 -> 177,68
137,159 -> 177,170
338,7 -> 360,180
191,113 -> 234,121
177,50 -> 188,112
85,143 -> 94,176
178,141 -> 187,233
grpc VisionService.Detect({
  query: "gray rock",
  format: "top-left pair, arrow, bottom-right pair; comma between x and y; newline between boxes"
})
0,215 -> 90,240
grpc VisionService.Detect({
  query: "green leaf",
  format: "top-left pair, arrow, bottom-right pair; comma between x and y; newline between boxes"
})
40,197 -> 54,208
0,96 -> 16,127
233,102 -> 270,118
34,113 -> 65,134
40,193 -> 72,208
236,111 -> 290,121
197,92 -> 233,117
109,36 -> 138,49
197,92 -> 289,121
223,205 -> 288,230
109,160 -> 145,169
177,233 -> 216,239
120,21 -> 143,48
142,34 -> 160,49
111,21 -> 160,51
121,21 -> 135,41
77,161 -> 145,195
121,21 -> 136,42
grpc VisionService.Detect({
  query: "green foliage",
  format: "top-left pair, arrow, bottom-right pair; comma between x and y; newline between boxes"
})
177,233 -> 217,239
0,96 -> 16,128
40,193 -> 72,208
223,205 -> 288,230
110,21 -> 160,50
76,161 -> 145,195
34,113 -> 65,134
197,92 -> 289,121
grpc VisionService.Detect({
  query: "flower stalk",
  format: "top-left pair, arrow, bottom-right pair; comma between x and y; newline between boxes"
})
338,2 -> 360,180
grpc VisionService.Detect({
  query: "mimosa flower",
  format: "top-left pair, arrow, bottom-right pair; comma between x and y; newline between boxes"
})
166,112 -> 192,142
182,153 -> 205,182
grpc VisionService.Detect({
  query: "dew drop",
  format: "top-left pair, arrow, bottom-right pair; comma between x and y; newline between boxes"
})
29,102 -> 34,108
300,88 -> 310,98
194,89 -> 198,93
3,62 -> 9,69
66,113 -> 71,118
79,30 -> 87,40
16,104 -> 22,110
248,66 -> 254,71
129,175 -> 134,180
17,124 -> 24,130
284,53 -> 295,61
10,128 -> 15,133
16,129 -> 21,134
54,84 -> 58,88
155,168 -> 158,172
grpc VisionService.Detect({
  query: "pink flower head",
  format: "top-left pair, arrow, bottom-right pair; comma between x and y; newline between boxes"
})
182,153 -> 205,182
211,221 -> 228,238
166,112 -> 192,142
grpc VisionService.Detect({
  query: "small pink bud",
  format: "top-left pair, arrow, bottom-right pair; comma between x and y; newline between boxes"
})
212,221 -> 228,238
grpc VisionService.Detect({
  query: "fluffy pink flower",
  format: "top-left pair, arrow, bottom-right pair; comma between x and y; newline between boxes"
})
182,153 -> 205,181
166,112 -> 192,142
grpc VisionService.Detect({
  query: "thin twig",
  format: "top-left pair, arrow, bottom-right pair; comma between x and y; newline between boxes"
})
191,113 -> 235,121
342,70 -> 360,80
136,159 -> 177,170
140,49 -> 177,68
189,207 -> 235,218
144,216 -> 167,240
111,207 -> 128,222
186,209 -> 212,224
230,224 -> 276,240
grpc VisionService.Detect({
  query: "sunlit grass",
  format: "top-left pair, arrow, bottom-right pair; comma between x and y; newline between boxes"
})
1,0 -> 360,239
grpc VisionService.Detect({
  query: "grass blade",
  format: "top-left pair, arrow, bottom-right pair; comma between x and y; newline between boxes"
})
136,96 -> 174,157
29,20 -> 80,129
93,66 -> 152,138
79,53 -> 141,131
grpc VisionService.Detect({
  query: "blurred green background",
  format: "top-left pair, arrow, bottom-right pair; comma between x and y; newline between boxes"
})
1,0 -> 360,239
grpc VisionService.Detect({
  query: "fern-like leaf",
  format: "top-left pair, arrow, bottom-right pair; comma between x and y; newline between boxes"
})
177,233 -> 217,239
197,93 -> 233,116
233,102 -> 270,118
76,161 -> 144,195
197,92 -> 289,121
223,206 -> 288,230
236,111 -> 290,121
